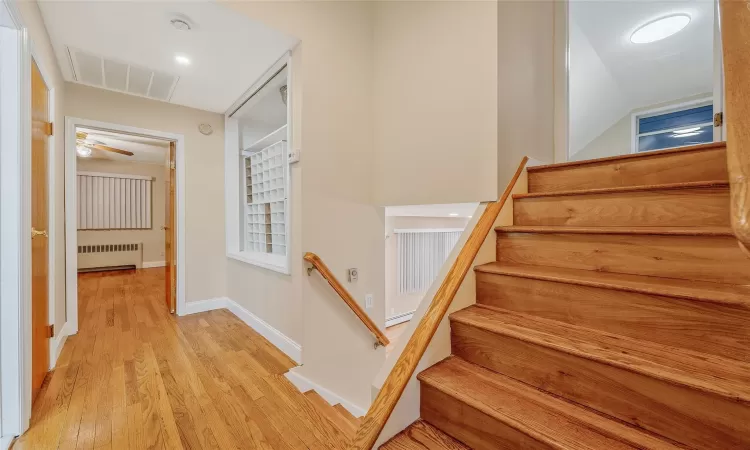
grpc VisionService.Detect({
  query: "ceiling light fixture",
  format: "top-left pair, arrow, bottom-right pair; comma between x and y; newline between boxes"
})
175,54 -> 191,66
673,127 -> 701,134
630,14 -> 691,44
76,145 -> 92,157
449,213 -> 459,217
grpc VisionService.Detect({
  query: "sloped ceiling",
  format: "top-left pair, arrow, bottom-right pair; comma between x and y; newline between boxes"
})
569,0 -> 714,155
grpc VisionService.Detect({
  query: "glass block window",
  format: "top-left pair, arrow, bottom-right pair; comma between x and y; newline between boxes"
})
244,139 -> 287,256
636,104 -> 713,153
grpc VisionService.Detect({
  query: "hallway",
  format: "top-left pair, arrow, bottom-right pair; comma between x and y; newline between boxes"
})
14,269 -> 354,449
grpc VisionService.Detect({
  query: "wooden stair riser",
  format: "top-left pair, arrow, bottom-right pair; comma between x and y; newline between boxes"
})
421,384 -> 553,450
476,271 -> 750,361
496,232 -> 750,284
450,321 -> 750,450
528,145 -> 727,193
513,187 -> 730,227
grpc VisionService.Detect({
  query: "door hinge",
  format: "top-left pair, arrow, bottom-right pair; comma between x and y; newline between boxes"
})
44,122 -> 54,136
714,112 -> 723,127
46,324 -> 54,338
170,161 -> 176,170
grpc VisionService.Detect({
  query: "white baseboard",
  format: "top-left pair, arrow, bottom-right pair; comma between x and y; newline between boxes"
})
181,297 -> 229,315
49,321 -> 74,369
386,311 -> 415,328
285,368 -> 367,418
142,260 -> 166,268
180,296 -> 302,364
224,299 -> 302,364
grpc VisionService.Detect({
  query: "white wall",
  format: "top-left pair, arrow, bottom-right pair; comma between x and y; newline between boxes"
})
65,83 -> 226,303
385,216 -> 469,320
497,1 -> 556,183
222,1 -> 385,412
372,1 -> 498,206
571,92 -> 712,161
76,158 -> 167,265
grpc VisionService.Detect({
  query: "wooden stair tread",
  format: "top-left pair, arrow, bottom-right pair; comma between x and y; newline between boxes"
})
474,262 -> 750,309
495,225 -> 734,236
528,142 -> 726,172
304,391 -> 358,438
418,357 -> 682,450
513,180 -> 729,199
333,403 -> 361,427
450,305 -> 750,403
379,420 -> 471,449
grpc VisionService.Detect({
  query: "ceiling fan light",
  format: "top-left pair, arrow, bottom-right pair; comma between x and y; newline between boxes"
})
76,145 -> 92,157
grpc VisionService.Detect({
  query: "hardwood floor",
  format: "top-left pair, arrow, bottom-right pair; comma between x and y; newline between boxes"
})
14,268 -> 356,450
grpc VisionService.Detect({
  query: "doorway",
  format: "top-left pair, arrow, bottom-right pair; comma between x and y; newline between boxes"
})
562,0 -> 724,161
64,118 -> 186,334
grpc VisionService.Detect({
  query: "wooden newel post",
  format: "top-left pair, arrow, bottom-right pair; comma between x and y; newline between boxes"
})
720,0 -> 750,253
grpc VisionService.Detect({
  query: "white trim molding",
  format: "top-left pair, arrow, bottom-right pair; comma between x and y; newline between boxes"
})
48,321 -> 73,370
180,297 -> 302,365
285,369 -> 367,418
142,261 -> 166,269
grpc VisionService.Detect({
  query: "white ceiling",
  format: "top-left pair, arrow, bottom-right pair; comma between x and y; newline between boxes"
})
569,0 -> 714,154
386,203 -> 477,218
77,127 -> 168,165
39,1 -> 298,113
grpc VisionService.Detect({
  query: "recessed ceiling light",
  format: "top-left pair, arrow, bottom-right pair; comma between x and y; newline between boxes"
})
449,213 -> 459,216
673,127 -> 701,134
76,145 -> 92,157
631,14 -> 691,44
175,55 -> 191,66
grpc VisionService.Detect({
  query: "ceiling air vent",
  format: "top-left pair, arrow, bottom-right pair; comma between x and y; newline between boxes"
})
66,46 -> 179,102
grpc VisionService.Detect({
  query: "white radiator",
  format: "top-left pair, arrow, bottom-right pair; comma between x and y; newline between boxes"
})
396,228 -> 462,294
77,243 -> 143,272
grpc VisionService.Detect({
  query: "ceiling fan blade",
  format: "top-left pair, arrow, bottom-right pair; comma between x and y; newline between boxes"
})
85,144 -> 134,156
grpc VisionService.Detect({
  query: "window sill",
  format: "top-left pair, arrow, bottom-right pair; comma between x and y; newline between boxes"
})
227,251 -> 290,275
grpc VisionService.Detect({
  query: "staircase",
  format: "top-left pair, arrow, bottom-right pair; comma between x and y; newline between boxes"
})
381,142 -> 750,450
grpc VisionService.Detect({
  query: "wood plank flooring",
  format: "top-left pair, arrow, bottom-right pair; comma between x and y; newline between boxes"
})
14,268 -> 353,450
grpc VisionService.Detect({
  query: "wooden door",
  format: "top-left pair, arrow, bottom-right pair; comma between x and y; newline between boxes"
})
165,142 -> 176,313
31,60 -> 50,402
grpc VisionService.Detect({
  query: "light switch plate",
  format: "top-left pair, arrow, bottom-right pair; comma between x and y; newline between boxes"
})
288,147 -> 301,163
365,294 -> 373,309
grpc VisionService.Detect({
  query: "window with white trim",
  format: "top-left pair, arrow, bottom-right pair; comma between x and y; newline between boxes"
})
634,103 -> 714,153
225,58 -> 292,274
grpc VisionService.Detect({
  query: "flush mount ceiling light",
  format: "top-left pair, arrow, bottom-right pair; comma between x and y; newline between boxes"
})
630,14 -> 691,44
175,54 -> 191,66
76,145 -> 92,157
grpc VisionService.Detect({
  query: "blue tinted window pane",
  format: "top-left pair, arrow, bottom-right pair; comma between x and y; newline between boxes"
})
638,105 -> 713,134
638,124 -> 713,152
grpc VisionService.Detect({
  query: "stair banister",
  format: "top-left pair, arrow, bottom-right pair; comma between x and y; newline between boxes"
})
720,0 -> 750,254
304,252 -> 390,348
348,157 -> 529,450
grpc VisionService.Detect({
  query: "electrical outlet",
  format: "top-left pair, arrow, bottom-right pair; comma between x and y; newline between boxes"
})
365,294 -> 373,309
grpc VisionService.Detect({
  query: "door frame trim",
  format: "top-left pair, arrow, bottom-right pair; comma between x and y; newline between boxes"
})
63,117 -> 187,332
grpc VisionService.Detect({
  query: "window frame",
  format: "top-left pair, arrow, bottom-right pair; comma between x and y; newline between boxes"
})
630,97 -> 714,154
224,53 -> 292,275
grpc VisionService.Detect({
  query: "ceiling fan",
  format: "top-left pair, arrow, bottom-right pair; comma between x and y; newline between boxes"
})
76,131 -> 134,157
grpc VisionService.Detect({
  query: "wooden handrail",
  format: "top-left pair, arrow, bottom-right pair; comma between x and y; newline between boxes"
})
304,252 -> 390,348
720,0 -> 750,255
349,156 -> 529,449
